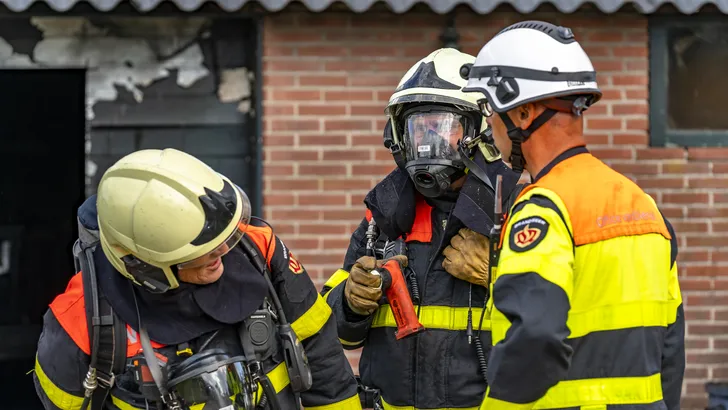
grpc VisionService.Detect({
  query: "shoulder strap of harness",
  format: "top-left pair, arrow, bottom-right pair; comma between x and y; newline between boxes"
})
73,238 -> 128,410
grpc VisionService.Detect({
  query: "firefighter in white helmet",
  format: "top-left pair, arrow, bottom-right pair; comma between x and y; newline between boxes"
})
320,48 -> 523,409
450,20 -> 685,410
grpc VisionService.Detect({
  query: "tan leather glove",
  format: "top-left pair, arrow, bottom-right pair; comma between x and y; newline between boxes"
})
345,254 -> 408,316
442,228 -> 490,287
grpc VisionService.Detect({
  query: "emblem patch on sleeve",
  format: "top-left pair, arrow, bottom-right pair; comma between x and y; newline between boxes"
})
509,216 -> 549,252
288,252 -> 305,274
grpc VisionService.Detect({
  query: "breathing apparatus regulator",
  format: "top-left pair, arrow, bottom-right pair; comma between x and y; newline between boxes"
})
383,48 -> 499,199
459,20 -> 603,175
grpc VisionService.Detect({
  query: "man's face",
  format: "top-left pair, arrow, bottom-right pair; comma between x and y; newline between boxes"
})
486,112 -> 513,163
176,243 -> 231,285
404,112 -> 464,162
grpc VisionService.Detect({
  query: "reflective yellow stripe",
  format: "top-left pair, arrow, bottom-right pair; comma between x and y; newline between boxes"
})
34,356 -> 84,410
383,397 -> 478,410
111,396 -> 143,410
479,373 -> 662,410
566,299 -> 679,339
372,305 -> 490,331
324,269 -> 350,290
292,293 -> 332,341
307,393 -> 362,410
258,362 -> 290,400
339,338 -> 364,346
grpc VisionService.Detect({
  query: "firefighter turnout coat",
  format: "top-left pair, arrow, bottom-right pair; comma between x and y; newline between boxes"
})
481,146 -> 685,410
33,200 -> 362,410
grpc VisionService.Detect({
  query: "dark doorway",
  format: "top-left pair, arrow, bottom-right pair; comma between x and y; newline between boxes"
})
0,69 -> 86,409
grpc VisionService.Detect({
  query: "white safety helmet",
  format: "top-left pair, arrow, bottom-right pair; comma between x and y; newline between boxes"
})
462,20 -> 602,173
383,48 -> 494,198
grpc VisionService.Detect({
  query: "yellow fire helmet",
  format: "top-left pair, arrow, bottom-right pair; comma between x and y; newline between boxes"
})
97,148 -> 251,293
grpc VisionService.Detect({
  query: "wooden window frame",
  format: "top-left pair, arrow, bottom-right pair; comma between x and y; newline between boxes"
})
649,16 -> 728,147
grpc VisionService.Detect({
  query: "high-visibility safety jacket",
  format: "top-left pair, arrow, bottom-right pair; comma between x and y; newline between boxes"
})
481,146 -> 685,410
33,223 -> 362,410
322,195 -> 491,410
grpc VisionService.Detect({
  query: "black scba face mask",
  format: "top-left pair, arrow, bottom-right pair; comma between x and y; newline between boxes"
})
398,105 -> 481,198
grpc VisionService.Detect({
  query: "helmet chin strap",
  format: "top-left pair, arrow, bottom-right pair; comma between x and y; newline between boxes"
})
497,109 -> 557,174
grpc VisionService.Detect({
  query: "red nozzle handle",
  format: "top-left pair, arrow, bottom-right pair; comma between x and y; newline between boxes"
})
380,259 -> 425,340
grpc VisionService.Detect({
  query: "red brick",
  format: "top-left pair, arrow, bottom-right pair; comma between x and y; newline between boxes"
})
264,74 -> 296,86
271,90 -> 322,101
626,118 -> 648,130
270,209 -> 321,221
300,135 -> 348,146
688,207 -> 728,218
689,325 -> 728,336
625,60 -> 648,70
265,164 -> 294,176
689,177 -> 728,189
271,119 -> 321,132
635,177 -> 684,189
679,250 -> 711,263
351,164 -> 396,176
349,75 -> 401,87
586,118 -> 622,130
612,133 -> 648,145
636,148 -> 686,160
264,105 -> 296,116
686,294 -> 725,306
689,147 -> 728,161
625,89 -> 648,100
686,236 -> 728,248
663,193 -> 710,205
284,238 -> 320,250
715,310 -> 728,320
613,46 -> 648,57
299,223 -> 350,236
682,397 -> 708,410
662,163 -> 711,174
299,75 -> 348,86
269,150 -> 319,161
264,45 -> 296,56
322,149 -> 372,161
299,164 -> 347,176
610,163 -> 660,175
299,105 -> 347,116
715,193 -> 728,203
587,31 -> 625,42
611,75 -> 648,86
264,194 -> 295,206
660,207 -> 684,219
713,163 -> 728,173
351,104 -> 386,116
681,278 -> 714,291
324,91 -> 374,101
685,308 -> 712,320
264,135 -> 295,146
590,59 -> 624,72
714,368 -> 728,379
590,148 -> 633,160
599,88 -> 622,101
325,120 -> 372,131
323,179 -> 373,190
298,46 -> 349,57
584,134 -> 609,145
713,223 -> 728,232
298,194 -> 348,206
323,238 -> 353,249
323,209 -> 369,221
265,60 -> 324,72
270,179 -> 319,191
685,367 -> 709,379
683,266 -> 728,277
670,221 -> 709,233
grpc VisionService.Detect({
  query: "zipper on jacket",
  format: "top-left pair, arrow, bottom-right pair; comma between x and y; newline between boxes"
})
412,208 -> 453,406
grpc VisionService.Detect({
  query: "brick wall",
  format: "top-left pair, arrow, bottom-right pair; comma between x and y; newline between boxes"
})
262,10 -> 726,408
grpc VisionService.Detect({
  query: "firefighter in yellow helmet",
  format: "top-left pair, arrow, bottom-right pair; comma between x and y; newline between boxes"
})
33,148 -> 362,410
320,48 -> 524,409
452,20 -> 685,409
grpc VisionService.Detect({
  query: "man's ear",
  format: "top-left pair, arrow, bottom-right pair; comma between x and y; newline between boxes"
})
516,103 -> 542,129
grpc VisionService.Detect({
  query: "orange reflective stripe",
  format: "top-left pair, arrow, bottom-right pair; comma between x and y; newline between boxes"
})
51,272 -> 166,357
365,209 -> 373,222
244,225 -> 277,268
405,199 -> 433,243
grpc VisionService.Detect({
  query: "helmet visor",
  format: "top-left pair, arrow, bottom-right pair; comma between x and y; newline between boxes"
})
172,360 -> 253,410
176,184 -> 251,270
403,111 -> 466,163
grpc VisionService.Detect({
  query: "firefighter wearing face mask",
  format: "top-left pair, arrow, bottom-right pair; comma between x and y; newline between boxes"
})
455,21 -> 685,410
320,48 -> 522,410
33,148 -> 362,410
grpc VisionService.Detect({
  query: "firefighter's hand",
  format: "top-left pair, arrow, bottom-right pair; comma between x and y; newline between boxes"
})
345,255 -> 408,316
442,228 -> 490,287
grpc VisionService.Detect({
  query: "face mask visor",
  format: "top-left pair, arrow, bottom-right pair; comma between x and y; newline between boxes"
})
402,110 -> 470,164
176,184 -> 251,271
168,350 -> 255,410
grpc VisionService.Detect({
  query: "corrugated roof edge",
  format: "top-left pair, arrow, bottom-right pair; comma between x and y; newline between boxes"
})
0,0 -> 725,14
